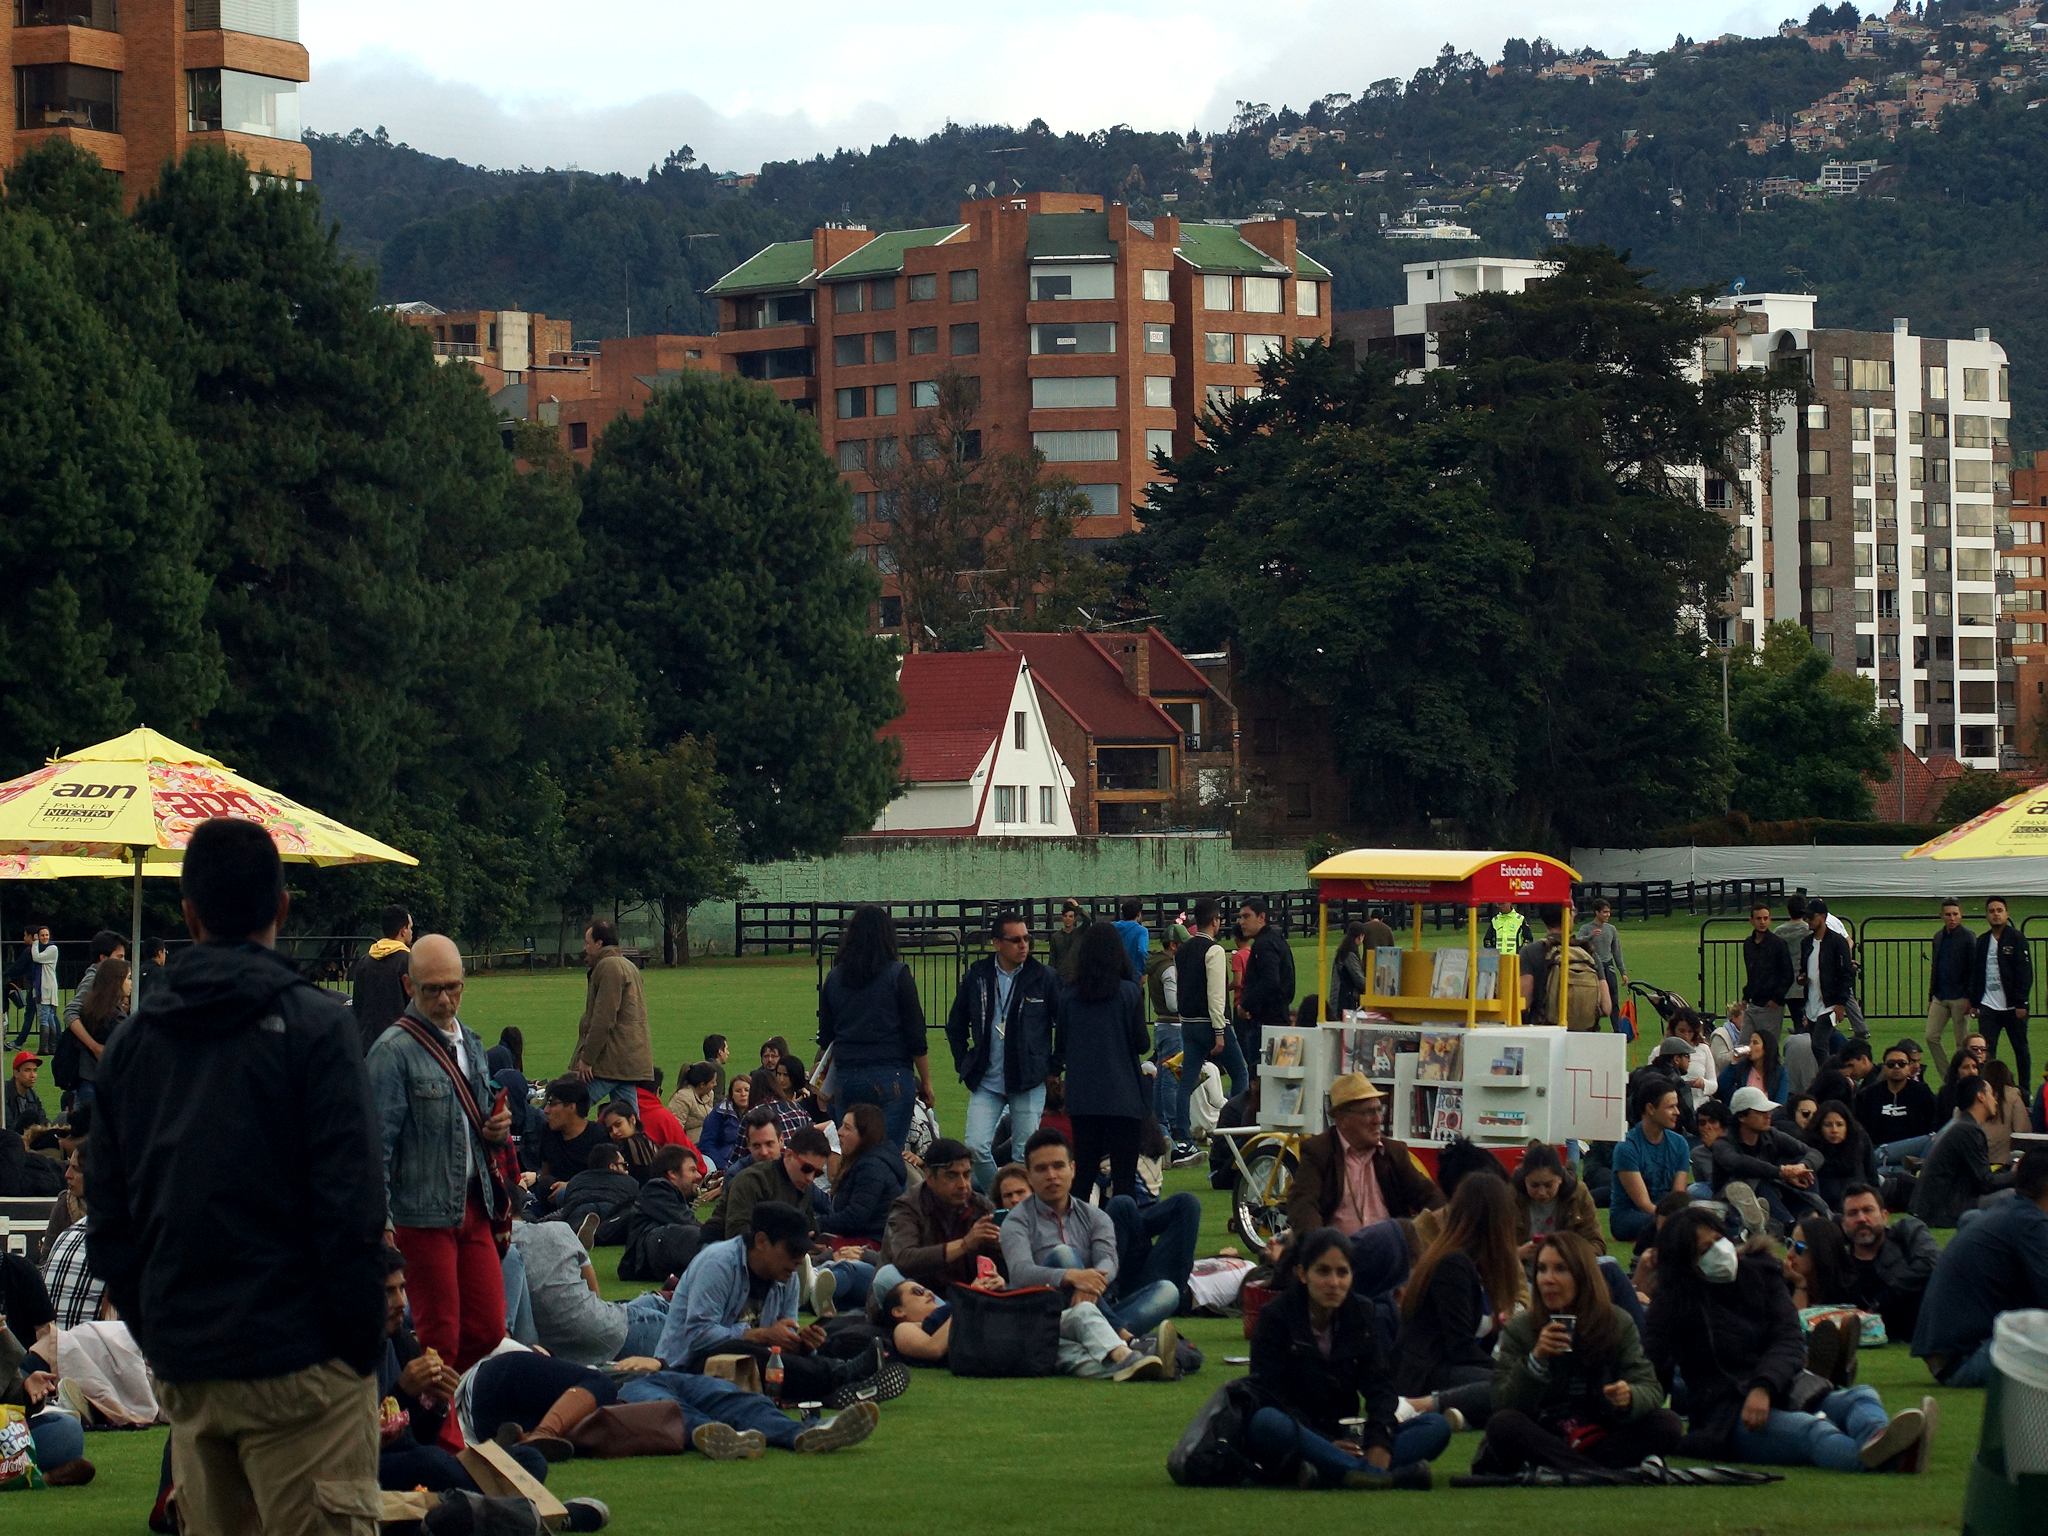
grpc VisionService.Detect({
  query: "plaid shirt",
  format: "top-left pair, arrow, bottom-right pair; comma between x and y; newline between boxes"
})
43,1222 -> 105,1328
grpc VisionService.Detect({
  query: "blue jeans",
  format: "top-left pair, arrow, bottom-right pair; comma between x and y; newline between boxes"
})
620,1370 -> 802,1449
1152,1023 -> 1185,1137
835,1062 -> 917,1151
28,1408 -> 83,1469
821,1259 -> 874,1308
1108,1192 -> 1200,1315
964,1082 -> 1044,1192
1878,1134 -> 1932,1174
1609,1202 -> 1658,1244
1247,1405 -> 1450,1482
582,1078 -> 633,1115
1177,1021 -> 1247,1139
502,1240 -> 536,1346
1043,1242 -> 1179,1338
34,1003 -> 57,1050
1728,1384 -> 1888,1472
1935,1336 -> 1994,1387
70,1082 -> 94,1111
617,1291 -> 670,1359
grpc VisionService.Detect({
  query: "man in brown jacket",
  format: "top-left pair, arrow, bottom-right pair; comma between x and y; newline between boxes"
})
1283,1074 -> 1442,1249
573,919 -> 652,1110
879,1137 -> 1006,1290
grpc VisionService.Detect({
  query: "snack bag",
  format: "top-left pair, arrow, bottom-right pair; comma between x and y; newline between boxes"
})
0,1405 -> 45,1492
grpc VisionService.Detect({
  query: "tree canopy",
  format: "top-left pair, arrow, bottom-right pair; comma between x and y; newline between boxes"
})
1727,621 -> 1896,820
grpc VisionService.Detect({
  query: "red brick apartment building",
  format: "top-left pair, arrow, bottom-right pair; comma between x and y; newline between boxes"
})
4,0 -> 309,200
706,192 -> 1334,596
2010,465 -> 2048,758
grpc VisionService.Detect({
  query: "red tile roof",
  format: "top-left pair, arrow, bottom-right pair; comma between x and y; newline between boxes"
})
878,651 -> 1021,784
986,632 -> 1182,742
1143,626 -> 1212,695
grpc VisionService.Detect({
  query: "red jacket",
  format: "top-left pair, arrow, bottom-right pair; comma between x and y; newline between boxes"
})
636,1088 -> 706,1173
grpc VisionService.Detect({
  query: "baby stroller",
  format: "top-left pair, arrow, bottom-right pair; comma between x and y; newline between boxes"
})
1628,979 -> 1702,1035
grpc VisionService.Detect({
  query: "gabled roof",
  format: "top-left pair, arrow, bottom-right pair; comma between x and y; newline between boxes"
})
879,651 -> 1024,783
707,241 -> 816,296
1142,627 -> 1212,694
819,226 -> 966,280
1027,211 -> 1114,260
986,632 -> 1182,742
1177,223 -> 1290,276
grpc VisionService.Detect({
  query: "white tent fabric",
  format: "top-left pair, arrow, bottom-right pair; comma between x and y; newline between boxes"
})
1569,844 -> 2048,897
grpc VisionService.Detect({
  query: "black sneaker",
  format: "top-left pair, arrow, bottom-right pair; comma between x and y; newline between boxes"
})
826,1357 -> 910,1408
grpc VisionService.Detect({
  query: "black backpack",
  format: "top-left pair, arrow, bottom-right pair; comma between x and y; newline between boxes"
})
1166,1378 -> 1273,1487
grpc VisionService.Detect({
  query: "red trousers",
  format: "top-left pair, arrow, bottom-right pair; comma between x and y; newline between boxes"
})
393,1190 -> 506,1380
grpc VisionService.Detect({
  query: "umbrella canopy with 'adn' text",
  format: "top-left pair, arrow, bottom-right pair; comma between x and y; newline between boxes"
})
1906,786 -> 2048,861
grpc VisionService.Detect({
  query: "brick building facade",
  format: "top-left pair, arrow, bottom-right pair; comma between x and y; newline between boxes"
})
2009,465 -> 2048,760
5,0 -> 309,200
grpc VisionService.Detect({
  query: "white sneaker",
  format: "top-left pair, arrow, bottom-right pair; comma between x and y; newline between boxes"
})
811,1267 -> 838,1320
1395,1396 -> 1420,1423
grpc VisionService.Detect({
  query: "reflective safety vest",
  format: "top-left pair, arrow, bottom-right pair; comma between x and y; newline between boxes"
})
1490,911 -> 1526,953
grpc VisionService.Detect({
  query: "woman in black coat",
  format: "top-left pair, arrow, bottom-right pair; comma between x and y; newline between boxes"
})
1806,1100 -> 1880,1211
1394,1176 -> 1525,1428
1247,1228 -> 1451,1488
818,1102 -> 908,1245
1058,922 -> 1150,1199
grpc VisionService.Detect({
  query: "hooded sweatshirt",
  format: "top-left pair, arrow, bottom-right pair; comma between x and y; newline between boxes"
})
86,941 -> 388,1383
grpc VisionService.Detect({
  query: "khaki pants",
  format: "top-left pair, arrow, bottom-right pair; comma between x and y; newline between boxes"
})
1926,997 -> 1973,1079
159,1360 -> 379,1536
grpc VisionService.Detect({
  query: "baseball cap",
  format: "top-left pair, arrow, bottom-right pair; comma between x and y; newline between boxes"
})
1729,1085 -> 1779,1116
1169,923 -> 1191,944
10,1050 -> 38,1071
1329,1073 -> 1384,1109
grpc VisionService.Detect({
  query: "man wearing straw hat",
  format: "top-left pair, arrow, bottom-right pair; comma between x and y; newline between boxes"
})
1286,1073 -> 1444,1249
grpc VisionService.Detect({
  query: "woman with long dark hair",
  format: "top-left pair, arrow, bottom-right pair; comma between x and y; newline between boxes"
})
750,1063 -> 813,1143
1511,1141 -> 1603,1257
1060,921 -> 1149,1200
1785,1213 -> 1857,1309
818,1102 -> 908,1245
1471,1232 -> 1680,1477
71,957 -> 131,1107
1328,922 -> 1369,1020
1246,1227 -> 1449,1488
1717,1029 -> 1789,1108
698,1074 -> 751,1168
818,904 -> 933,1151
1980,1058 -> 2031,1167
1395,1175 -> 1524,1428
1806,1100 -> 1879,1209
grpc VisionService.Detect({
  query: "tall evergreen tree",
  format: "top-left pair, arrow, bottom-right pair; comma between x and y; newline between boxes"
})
576,375 -> 902,862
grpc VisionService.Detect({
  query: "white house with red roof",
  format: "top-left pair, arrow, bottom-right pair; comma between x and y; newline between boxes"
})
868,651 -> 1077,836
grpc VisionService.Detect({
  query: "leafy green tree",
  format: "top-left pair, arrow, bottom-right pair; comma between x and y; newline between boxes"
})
1727,621 -> 1894,819
576,373 -> 902,862
565,737 -> 746,963
1937,768 -> 2021,825
0,198 -> 216,778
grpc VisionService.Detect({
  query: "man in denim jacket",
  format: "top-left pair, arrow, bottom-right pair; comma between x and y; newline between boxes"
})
367,935 -> 514,1374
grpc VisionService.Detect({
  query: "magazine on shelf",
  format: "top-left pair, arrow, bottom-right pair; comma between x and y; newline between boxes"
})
1489,1045 -> 1525,1078
1415,1031 -> 1462,1083
1268,1034 -> 1304,1068
1431,1087 -> 1465,1141
1429,948 -> 1469,1000
1475,1107 -> 1528,1132
1342,1028 -> 1376,1077
1372,946 -> 1403,997
1368,1035 -> 1399,1079
1410,1085 -> 1435,1135
1275,1081 -> 1305,1117
1475,951 -> 1500,1002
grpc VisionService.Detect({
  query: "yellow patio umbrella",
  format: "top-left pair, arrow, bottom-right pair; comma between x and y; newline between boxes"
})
1903,785 -> 2048,861
0,728 -> 415,965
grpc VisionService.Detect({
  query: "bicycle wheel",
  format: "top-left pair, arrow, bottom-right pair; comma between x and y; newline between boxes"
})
1231,1139 -> 1297,1250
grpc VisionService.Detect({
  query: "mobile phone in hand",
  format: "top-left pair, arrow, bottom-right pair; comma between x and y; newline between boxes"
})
491,1087 -> 508,1118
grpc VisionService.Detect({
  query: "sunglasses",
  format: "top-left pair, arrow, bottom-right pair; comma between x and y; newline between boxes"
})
1884,1060 -> 1909,1069
794,1160 -> 828,1179
1789,1239 -> 1809,1255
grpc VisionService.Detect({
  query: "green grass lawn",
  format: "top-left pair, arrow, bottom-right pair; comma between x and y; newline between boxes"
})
46,943 -> 2002,1532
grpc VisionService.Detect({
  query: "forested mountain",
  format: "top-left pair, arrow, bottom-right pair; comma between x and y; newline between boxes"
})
305,21 -> 2048,442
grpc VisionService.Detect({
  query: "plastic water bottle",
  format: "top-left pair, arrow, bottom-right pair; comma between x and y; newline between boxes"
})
764,1347 -> 785,1398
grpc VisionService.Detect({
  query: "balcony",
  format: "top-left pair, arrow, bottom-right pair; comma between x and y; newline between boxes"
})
186,68 -> 300,138
1998,527 -> 2016,551
1999,572 -> 2018,594
16,0 -> 118,26
434,341 -> 482,358
2001,660 -> 2019,683
2000,705 -> 2019,727
13,62 -> 118,132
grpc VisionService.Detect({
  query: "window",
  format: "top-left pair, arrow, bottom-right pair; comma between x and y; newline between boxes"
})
1954,415 -> 1990,448
871,330 -> 897,364
1958,506 -> 1992,536
852,492 -> 870,523
568,421 -> 588,451
1147,428 -> 1174,459
1855,633 -> 1874,666
1032,376 -> 1116,408
732,347 -> 814,380
1030,322 -> 1116,355
1878,542 -> 1898,573
1964,367 -> 1990,402
1204,333 -> 1236,364
1296,280 -> 1320,317
1850,358 -> 1893,391
908,273 -> 937,303
1285,783 -> 1312,819
835,387 -> 866,420
1925,366 -> 1948,400
949,323 -> 979,357
1074,484 -> 1119,517
873,384 -> 897,416
1831,357 -> 1847,391
1957,547 -> 1994,580
871,279 -> 895,311
994,785 -> 1017,823
833,283 -> 865,315
1956,461 -> 1993,494
1030,264 -> 1114,301
874,435 -> 900,469
1039,785 -> 1056,824
21,0 -> 117,28
186,68 -> 298,137
1803,496 -> 1831,521
1852,454 -> 1871,487
909,326 -> 937,356
1879,589 -> 1898,620
1849,406 -> 1869,439
834,334 -> 865,367
1013,711 -> 1027,750
1144,375 -> 1172,409
949,269 -> 978,302
1875,453 -> 1895,484
186,0 -> 298,36
1999,366 -> 2011,403
1204,384 -> 1234,412
911,381 -> 937,408
837,440 -> 867,472
1703,337 -> 1731,373
1808,541 -> 1832,568
1203,275 -> 1233,311
1244,334 -> 1283,365
1032,430 -> 1118,462
1934,591 -> 1953,617
1854,544 -> 1873,577
1959,592 -> 1994,625
1872,407 -> 1895,436
1142,269 -> 1171,302
1808,587 -> 1833,613
1804,450 -> 1830,476
1705,477 -> 1732,510
1243,276 -> 1282,313
1807,402 -> 1830,430
873,492 -> 896,523
17,63 -> 119,131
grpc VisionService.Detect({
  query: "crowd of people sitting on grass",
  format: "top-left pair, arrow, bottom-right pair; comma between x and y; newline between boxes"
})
8,862 -> 2048,1522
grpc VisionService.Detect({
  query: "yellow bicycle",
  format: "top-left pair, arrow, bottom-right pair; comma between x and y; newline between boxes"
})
1213,1124 -> 1301,1251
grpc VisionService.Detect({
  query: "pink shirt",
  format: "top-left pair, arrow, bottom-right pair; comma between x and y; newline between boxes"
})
1333,1141 -> 1391,1234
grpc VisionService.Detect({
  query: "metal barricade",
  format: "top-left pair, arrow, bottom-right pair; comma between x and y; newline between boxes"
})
1697,917 -> 1756,1018
812,931 -> 969,1040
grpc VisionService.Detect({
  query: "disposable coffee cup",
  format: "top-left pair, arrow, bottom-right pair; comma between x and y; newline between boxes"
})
1554,1313 -> 1576,1351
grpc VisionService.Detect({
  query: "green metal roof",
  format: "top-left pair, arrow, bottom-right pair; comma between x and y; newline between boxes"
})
707,241 -> 816,296
1026,211 -> 1114,260
1176,223 -> 1290,275
818,225 -> 965,280
1296,250 -> 1333,278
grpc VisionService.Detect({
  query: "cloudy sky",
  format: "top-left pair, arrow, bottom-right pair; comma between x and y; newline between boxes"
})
303,0 -> 1782,176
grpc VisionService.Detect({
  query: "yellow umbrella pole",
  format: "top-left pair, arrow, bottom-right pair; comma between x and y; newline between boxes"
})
1557,902 -> 1570,1030
1466,903 -> 1478,1028
1317,899 -> 1330,1022
130,847 -> 144,979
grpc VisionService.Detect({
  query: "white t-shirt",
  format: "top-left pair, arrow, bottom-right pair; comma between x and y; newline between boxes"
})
1985,938 -> 2009,1011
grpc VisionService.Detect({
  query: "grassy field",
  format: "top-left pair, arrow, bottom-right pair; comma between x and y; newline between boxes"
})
46,921 -> 2018,1533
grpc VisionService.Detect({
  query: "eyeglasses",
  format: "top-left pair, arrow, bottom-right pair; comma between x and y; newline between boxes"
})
793,1160 -> 828,1179
1968,1045 -> 1988,1057
414,980 -> 464,997
996,933 -> 1030,944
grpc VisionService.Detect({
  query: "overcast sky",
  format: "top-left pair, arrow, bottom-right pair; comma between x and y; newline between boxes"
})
303,0 -> 1783,176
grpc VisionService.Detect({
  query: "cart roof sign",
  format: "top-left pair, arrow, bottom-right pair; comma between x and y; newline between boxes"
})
1307,849 -> 1579,905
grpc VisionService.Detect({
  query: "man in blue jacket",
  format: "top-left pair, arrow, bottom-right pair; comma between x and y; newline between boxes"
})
1926,899 -> 1976,1078
945,911 -> 1061,1192
1912,1150 -> 2048,1386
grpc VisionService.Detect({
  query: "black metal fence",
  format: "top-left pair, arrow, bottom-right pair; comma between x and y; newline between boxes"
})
811,930 -> 970,1023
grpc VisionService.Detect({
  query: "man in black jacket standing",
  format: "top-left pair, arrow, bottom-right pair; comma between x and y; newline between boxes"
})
1800,900 -> 1859,1040
946,911 -> 1061,1193
348,905 -> 413,1057
1235,897 -> 1295,1063
1968,896 -> 2032,1091
1740,901 -> 1794,1043
1925,899 -> 1975,1079
89,817 -> 387,1536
